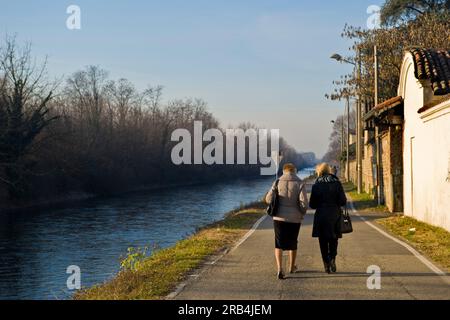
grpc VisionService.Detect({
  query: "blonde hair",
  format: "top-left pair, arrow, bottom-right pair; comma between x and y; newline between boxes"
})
316,163 -> 331,177
283,163 -> 297,174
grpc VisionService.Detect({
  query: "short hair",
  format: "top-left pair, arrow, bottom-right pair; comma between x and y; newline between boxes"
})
316,163 -> 331,177
283,163 -> 297,173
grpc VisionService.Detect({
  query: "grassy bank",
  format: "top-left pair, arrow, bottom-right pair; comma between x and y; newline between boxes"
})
377,216 -> 450,271
74,202 -> 266,300
343,182 -> 387,212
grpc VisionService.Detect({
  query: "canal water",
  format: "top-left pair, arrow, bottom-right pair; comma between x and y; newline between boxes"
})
0,168 -> 314,299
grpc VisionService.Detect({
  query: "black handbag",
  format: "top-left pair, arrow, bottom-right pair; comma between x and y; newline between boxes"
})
340,206 -> 353,234
266,179 -> 280,217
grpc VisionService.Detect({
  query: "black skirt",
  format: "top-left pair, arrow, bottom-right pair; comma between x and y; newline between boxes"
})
273,220 -> 301,250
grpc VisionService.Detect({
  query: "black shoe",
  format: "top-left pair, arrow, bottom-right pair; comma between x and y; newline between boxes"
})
330,259 -> 337,273
323,262 -> 331,274
277,271 -> 285,280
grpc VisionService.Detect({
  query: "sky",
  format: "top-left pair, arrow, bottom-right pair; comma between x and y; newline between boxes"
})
0,0 -> 383,158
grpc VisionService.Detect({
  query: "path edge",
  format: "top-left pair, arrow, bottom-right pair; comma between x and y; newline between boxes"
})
165,214 -> 268,300
347,199 -> 450,285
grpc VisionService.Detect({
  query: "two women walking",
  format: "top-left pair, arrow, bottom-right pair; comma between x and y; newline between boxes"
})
265,162 -> 347,279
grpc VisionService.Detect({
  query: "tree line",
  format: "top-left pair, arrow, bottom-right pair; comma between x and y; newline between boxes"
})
0,37 -> 314,205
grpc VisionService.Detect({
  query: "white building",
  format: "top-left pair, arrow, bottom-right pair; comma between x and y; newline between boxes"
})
399,49 -> 450,231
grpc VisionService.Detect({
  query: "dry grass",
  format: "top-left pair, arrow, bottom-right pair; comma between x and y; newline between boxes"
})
342,183 -> 449,271
74,205 -> 265,300
343,182 -> 387,212
377,216 -> 450,271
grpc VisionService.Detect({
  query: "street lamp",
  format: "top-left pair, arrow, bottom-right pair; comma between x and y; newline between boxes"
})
331,119 -> 345,180
330,51 -> 363,193
330,53 -> 356,66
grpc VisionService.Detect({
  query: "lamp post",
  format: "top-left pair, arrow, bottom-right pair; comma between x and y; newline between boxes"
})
272,151 -> 284,179
345,96 -> 350,182
331,52 -> 363,191
374,45 -> 383,205
331,119 -> 344,179
356,49 -> 363,194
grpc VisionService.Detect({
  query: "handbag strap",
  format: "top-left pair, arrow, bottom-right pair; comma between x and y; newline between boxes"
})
274,179 -> 280,189
344,205 -> 350,217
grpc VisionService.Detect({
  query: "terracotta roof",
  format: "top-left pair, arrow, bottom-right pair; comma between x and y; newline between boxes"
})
363,96 -> 403,121
418,93 -> 450,113
410,48 -> 450,96
374,96 -> 403,112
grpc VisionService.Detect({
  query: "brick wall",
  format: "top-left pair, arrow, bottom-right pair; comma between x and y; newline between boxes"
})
345,127 -> 403,212
347,159 -> 357,185
388,126 -> 404,212
381,131 -> 392,210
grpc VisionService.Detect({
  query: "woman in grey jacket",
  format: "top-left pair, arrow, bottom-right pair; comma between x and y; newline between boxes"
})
265,163 -> 308,279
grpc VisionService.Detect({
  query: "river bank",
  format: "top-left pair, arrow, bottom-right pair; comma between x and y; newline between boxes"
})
0,174 -> 271,214
74,201 -> 267,300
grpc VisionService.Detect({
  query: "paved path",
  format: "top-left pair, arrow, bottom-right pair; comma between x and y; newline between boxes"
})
175,197 -> 450,300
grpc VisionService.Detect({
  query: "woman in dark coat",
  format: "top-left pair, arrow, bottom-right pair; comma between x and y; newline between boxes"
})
309,163 -> 347,274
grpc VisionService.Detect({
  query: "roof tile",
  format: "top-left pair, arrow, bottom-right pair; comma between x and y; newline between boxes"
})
410,48 -> 450,96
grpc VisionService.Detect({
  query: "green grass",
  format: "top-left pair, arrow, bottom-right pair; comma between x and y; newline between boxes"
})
343,182 -> 387,212
377,216 -> 450,271
74,204 -> 266,300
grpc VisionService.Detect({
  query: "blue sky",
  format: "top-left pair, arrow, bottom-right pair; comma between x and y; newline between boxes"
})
0,0 -> 383,157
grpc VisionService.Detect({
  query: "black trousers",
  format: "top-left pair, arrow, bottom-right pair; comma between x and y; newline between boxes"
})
319,237 -> 338,263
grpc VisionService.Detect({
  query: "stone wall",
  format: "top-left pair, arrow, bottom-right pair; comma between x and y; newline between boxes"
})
345,127 -> 403,213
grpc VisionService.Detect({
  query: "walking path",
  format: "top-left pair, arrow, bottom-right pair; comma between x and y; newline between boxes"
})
173,191 -> 450,300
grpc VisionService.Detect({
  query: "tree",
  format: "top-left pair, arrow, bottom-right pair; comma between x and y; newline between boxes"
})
326,1 -> 449,167
322,109 -> 356,166
328,11 -> 450,105
0,37 -> 57,198
381,0 -> 450,25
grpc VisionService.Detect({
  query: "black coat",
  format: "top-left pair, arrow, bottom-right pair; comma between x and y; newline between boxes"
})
309,174 -> 347,239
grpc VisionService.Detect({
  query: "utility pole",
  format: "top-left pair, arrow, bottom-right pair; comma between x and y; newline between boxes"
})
356,48 -> 363,194
374,45 -> 379,107
341,118 -> 344,180
330,51 -> 361,185
346,96 -> 350,182
341,119 -> 344,164
374,45 -> 383,205
332,119 -> 345,179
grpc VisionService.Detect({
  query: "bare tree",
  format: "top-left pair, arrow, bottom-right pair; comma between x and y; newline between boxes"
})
0,36 -> 57,198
